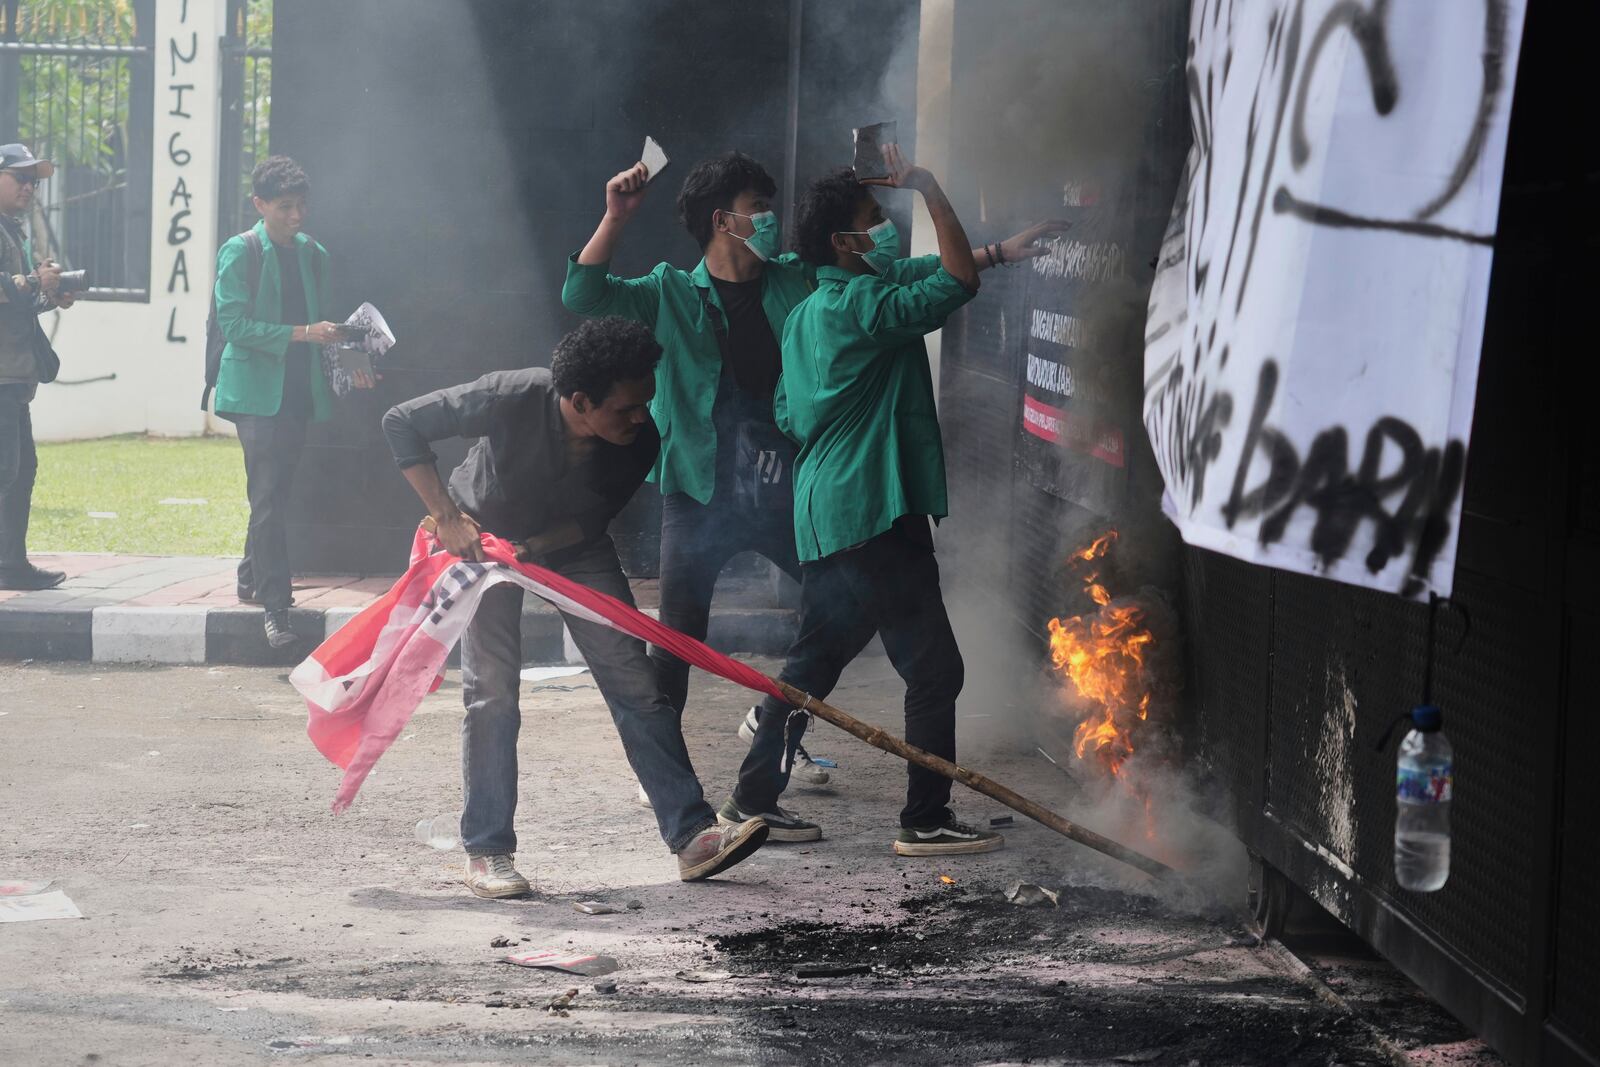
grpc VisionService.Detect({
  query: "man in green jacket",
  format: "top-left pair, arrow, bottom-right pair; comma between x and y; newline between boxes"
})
212,156 -> 370,648
563,151 -> 842,820
724,148 -> 1059,856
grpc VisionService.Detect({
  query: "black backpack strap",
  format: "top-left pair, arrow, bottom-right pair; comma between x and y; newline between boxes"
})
201,230 -> 265,411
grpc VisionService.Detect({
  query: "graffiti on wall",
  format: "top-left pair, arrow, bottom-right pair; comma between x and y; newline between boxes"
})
1142,0 -> 1525,597
161,0 -> 198,344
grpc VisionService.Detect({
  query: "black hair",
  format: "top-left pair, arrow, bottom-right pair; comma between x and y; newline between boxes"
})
795,168 -> 873,267
252,155 -> 310,201
550,317 -> 662,404
676,152 -> 777,250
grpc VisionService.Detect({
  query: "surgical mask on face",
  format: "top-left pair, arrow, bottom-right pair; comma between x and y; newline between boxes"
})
720,210 -> 780,262
838,218 -> 900,274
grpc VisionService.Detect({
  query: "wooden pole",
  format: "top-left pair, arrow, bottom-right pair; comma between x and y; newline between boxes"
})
774,680 -> 1177,881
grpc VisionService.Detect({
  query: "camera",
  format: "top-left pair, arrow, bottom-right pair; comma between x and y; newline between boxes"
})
56,269 -> 90,294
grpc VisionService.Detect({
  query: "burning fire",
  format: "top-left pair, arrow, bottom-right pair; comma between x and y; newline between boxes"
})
1046,530 -> 1156,778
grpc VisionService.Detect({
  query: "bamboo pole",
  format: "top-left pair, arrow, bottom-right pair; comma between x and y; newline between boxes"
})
773,680 -> 1177,881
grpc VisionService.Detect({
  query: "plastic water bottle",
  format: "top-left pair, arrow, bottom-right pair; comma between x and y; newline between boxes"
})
1395,705 -> 1452,891
414,812 -> 461,851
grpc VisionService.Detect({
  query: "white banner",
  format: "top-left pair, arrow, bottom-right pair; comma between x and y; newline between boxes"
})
1143,0 -> 1526,598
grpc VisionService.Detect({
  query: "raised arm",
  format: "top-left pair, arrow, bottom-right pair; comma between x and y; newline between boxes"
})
563,162 -> 665,324
577,162 -> 650,267
862,144 -> 978,293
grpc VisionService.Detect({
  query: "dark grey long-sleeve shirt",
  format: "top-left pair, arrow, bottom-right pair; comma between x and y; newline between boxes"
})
381,367 -> 657,546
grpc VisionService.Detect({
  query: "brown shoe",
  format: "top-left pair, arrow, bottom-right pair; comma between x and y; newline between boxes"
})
677,818 -> 769,882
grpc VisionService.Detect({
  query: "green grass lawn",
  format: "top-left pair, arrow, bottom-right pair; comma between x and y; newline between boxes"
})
30,435 -> 250,556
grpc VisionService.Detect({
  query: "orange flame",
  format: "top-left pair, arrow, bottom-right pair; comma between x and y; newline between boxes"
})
1045,530 -> 1155,779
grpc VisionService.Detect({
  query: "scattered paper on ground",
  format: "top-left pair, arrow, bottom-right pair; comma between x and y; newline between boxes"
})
573,900 -> 623,915
502,950 -> 618,977
520,666 -> 589,683
0,880 -> 51,897
1005,882 -> 1061,908
0,890 -> 83,922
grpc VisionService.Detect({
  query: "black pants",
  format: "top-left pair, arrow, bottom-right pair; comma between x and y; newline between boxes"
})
732,518 -> 964,828
0,385 -> 37,571
234,413 -> 308,611
651,489 -> 802,715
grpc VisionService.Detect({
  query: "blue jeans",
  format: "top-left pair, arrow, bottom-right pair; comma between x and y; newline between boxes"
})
732,518 -> 963,828
459,537 -> 718,855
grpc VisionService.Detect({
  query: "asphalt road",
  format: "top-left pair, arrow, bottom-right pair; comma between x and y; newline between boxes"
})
0,655 -> 1490,1065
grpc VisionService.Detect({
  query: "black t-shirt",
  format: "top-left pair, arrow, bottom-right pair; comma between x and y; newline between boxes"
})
274,243 -> 313,420
710,275 -> 781,401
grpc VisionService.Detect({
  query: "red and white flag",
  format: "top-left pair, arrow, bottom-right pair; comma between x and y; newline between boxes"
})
292,525 -> 784,812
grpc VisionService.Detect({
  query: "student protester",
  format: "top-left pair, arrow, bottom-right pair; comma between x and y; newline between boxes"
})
211,156 -> 374,649
563,152 -> 842,806
381,317 -> 770,898
724,146 -> 1062,855
0,143 -> 75,592
564,151 -> 1061,832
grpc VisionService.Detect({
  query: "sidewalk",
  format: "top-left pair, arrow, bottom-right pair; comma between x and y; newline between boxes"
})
0,553 -> 798,666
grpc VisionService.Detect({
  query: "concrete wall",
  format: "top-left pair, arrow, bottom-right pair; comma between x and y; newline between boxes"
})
32,0 -> 229,443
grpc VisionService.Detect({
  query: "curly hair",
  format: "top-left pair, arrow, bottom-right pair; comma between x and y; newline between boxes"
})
551,317 -> 662,403
251,155 -> 310,201
676,152 -> 777,249
795,168 -> 872,267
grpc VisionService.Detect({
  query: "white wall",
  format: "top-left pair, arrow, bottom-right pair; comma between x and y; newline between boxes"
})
912,0 -> 954,404
31,0 -> 229,442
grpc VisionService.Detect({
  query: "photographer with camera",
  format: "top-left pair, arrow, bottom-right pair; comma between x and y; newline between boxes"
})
212,156 -> 373,649
0,143 -> 77,591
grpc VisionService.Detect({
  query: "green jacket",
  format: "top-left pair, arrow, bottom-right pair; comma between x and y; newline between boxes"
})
777,259 -> 976,562
212,220 -> 333,420
561,251 -> 817,504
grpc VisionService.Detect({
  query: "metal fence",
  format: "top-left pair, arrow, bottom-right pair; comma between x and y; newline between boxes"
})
217,0 -> 270,243
0,0 -> 154,300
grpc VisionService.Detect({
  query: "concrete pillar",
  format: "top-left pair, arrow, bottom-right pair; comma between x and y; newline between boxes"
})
912,0 -> 955,404
32,0 -> 226,441
149,0 -> 226,436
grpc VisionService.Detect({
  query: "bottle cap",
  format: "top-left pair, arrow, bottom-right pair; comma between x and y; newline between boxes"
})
1411,704 -> 1443,732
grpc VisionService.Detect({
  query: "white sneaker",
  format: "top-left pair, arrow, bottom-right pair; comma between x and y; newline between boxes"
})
636,782 -> 652,808
737,706 -> 832,786
464,854 -> 531,898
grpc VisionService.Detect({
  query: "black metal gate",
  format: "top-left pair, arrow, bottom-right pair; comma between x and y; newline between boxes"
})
216,0 -> 269,244
0,0 -> 153,300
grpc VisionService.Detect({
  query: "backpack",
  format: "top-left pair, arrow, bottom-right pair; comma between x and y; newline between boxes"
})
202,229 -> 263,411
200,231 -> 324,411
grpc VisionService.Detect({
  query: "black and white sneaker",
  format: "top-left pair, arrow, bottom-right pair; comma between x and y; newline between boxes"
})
737,706 -> 832,786
717,797 -> 822,843
893,818 -> 1005,856
264,610 -> 297,649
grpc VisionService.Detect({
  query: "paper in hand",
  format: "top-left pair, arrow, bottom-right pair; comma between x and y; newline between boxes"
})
852,121 -> 897,180
322,302 -> 396,397
642,136 -> 670,183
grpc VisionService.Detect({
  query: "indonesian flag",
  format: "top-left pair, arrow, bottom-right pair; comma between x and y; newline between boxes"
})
292,525 -> 784,812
